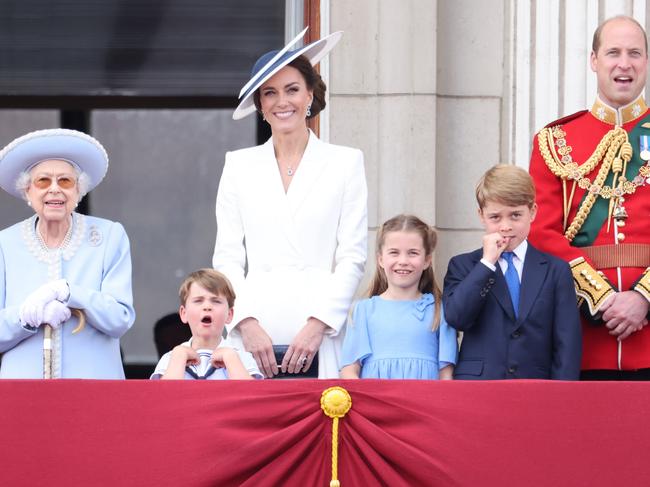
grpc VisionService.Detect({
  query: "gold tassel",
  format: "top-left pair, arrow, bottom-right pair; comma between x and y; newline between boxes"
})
321,387 -> 352,487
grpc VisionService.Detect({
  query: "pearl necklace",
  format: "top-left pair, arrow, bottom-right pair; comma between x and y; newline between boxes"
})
36,218 -> 74,252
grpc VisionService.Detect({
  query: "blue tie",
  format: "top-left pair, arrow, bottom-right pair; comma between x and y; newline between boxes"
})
502,252 -> 520,318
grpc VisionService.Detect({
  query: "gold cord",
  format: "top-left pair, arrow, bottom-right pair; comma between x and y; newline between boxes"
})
537,126 -> 636,242
321,387 -> 352,487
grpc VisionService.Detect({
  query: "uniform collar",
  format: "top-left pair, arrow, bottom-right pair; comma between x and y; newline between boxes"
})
590,94 -> 647,126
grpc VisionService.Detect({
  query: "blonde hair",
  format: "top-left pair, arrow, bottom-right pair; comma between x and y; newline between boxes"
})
475,164 -> 536,210
179,268 -> 236,308
368,214 -> 442,330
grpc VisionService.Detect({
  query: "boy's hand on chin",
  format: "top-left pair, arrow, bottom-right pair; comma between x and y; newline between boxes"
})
482,233 -> 511,264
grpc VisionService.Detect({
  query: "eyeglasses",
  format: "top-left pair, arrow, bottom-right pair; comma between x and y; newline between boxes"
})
32,175 -> 77,190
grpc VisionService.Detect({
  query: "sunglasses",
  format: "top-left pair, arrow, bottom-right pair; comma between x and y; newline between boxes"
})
32,175 -> 77,190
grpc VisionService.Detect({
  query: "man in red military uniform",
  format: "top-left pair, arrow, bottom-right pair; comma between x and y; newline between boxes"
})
529,15 -> 650,379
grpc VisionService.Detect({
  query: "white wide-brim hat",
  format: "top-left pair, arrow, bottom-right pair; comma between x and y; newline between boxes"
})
0,128 -> 109,199
233,27 -> 343,120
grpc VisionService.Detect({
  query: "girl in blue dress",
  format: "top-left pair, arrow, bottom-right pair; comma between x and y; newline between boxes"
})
340,214 -> 457,379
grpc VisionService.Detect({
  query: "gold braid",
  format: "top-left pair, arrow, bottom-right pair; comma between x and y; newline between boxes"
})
537,126 -> 631,242
564,132 -> 630,241
537,126 -> 622,179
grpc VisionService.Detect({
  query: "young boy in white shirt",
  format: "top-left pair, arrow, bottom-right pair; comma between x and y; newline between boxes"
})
151,269 -> 262,380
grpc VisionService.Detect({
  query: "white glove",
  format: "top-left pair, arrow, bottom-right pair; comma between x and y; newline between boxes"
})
41,300 -> 72,329
19,279 -> 70,328
45,279 -> 70,303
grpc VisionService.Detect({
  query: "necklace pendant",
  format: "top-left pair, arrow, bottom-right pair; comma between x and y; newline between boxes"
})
287,167 -> 294,176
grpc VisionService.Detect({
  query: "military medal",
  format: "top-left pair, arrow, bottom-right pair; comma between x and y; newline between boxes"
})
640,135 -> 650,161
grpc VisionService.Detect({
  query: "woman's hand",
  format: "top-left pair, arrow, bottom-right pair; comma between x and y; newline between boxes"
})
281,317 -> 328,374
238,318 -> 277,378
41,301 -> 71,329
19,279 -> 70,328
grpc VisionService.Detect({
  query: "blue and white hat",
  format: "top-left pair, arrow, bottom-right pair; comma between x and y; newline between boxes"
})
0,128 -> 109,199
232,27 -> 343,120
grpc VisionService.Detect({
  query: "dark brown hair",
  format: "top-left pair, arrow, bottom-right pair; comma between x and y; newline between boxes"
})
179,268 -> 236,308
253,55 -> 327,119
368,214 -> 442,330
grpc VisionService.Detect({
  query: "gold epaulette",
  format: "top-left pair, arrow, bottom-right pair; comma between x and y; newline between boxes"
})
632,268 -> 650,303
570,257 -> 615,315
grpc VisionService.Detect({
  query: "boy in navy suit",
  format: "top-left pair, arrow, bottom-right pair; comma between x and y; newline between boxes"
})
443,164 -> 581,379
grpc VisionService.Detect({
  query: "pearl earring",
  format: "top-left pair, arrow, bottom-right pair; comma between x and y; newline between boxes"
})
27,200 -> 32,207
306,104 -> 312,117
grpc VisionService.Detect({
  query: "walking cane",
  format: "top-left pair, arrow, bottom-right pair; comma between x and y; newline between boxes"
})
42,308 -> 86,379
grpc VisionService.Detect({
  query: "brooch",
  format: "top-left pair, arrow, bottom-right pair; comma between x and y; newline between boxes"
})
88,225 -> 102,247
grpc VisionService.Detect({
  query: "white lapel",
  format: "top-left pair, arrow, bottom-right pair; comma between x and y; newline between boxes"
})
256,137 -> 303,255
286,130 -> 329,214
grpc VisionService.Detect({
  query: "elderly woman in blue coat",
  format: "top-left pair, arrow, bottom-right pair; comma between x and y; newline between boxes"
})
0,129 -> 135,378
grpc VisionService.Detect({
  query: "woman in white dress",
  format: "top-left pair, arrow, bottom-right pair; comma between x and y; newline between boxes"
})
213,29 -> 367,378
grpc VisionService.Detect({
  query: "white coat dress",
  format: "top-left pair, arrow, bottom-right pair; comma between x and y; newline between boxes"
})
212,130 -> 367,378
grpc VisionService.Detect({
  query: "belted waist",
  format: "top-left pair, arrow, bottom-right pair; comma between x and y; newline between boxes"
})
582,243 -> 650,269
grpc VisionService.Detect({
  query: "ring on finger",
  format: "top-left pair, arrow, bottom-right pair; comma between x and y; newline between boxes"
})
299,356 -> 309,365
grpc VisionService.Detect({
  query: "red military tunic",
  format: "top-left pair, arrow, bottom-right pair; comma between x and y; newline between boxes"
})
529,94 -> 650,371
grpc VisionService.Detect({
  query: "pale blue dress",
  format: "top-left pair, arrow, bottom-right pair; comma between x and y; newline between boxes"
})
341,293 -> 457,379
0,213 -> 135,379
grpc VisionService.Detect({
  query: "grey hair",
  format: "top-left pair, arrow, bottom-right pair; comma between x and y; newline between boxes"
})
15,167 -> 91,202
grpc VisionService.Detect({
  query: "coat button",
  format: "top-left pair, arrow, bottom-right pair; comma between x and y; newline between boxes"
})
508,366 -> 517,374
488,278 -> 495,284
511,331 -> 521,338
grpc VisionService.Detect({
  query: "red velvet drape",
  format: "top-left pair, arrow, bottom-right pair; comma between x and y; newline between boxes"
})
1,379 -> 649,486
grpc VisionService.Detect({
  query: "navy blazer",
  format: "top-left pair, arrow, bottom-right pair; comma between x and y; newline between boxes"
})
443,243 -> 581,380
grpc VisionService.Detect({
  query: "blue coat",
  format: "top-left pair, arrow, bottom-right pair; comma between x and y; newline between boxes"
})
443,243 -> 581,380
0,213 -> 135,378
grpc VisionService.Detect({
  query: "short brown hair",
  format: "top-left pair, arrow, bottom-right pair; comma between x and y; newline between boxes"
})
592,15 -> 648,54
179,269 -> 236,308
253,55 -> 327,119
475,164 -> 536,209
